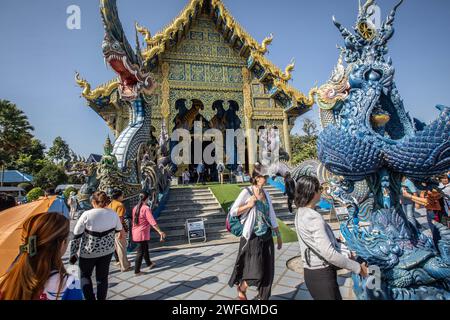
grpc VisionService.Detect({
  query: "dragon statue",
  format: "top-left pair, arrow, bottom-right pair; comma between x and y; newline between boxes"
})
311,0 -> 450,300
74,0 -> 173,207
99,0 -> 157,174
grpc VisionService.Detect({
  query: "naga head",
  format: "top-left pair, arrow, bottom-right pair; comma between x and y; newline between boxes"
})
100,0 -> 155,101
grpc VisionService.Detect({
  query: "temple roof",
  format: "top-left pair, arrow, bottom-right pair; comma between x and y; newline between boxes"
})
77,0 -> 314,114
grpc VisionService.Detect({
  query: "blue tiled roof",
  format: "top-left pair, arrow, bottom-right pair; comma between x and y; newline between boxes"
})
0,170 -> 34,183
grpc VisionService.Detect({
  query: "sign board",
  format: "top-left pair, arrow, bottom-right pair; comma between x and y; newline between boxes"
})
334,206 -> 350,223
170,177 -> 179,186
186,218 -> 206,244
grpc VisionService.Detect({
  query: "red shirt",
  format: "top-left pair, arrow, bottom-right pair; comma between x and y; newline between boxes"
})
131,204 -> 157,242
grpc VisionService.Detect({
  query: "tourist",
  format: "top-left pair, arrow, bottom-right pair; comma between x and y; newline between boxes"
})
44,188 -> 70,219
228,171 -> 282,300
132,191 -> 166,276
400,176 -> 420,229
68,191 -> 79,220
217,161 -> 225,184
283,172 -> 296,214
0,212 -> 83,300
197,161 -> 205,185
69,191 -> 122,300
439,174 -> 450,217
182,168 -> 191,185
108,189 -> 132,272
293,176 -> 368,300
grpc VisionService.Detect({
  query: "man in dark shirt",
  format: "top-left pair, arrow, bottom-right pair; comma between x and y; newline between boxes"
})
284,172 -> 296,214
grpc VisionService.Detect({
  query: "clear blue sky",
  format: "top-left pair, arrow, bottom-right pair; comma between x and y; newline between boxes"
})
1,0 -> 449,156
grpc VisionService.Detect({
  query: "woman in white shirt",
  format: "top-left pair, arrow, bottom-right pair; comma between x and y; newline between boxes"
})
294,176 -> 368,300
69,191 -> 122,300
228,171 -> 283,300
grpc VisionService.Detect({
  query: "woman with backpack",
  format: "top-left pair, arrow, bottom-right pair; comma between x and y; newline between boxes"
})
294,176 -> 368,300
228,171 -> 282,300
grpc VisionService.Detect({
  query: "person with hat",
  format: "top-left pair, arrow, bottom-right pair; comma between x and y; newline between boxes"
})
228,171 -> 282,300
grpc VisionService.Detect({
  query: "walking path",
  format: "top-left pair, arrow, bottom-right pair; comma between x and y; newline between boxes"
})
63,209 -> 430,300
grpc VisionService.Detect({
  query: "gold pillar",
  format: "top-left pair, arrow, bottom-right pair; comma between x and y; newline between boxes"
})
161,62 -> 170,129
242,68 -> 256,174
283,112 -> 292,164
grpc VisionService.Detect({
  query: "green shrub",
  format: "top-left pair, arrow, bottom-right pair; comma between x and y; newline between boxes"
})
27,187 -> 45,202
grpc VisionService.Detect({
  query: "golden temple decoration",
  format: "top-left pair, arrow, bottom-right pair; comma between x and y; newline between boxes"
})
161,62 -> 171,119
75,72 -> 119,100
242,68 -> 253,119
273,77 -> 317,107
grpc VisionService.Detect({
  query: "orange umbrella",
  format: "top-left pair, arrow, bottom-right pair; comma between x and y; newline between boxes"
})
0,196 -> 56,277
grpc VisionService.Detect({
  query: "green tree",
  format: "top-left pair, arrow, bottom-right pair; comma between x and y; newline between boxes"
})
47,136 -> 71,164
34,163 -> 68,190
10,138 -> 47,175
290,118 -> 320,165
0,100 -> 34,166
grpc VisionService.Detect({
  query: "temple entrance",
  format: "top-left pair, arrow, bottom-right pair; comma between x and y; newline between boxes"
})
171,98 -> 246,182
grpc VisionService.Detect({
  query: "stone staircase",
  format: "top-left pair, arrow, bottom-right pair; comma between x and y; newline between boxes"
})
150,187 -> 236,249
261,185 -> 341,231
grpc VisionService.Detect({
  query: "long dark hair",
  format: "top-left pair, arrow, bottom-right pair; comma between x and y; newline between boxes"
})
134,191 -> 149,226
294,176 -> 321,208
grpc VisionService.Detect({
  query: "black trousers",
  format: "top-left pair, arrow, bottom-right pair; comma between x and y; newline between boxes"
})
79,253 -> 113,300
134,241 -> 152,274
287,196 -> 294,213
304,266 -> 342,300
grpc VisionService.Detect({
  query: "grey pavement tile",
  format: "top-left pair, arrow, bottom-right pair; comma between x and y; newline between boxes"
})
271,284 -> 296,299
210,294 -> 230,300
184,276 -> 215,289
168,272 -> 194,283
121,285 -> 148,299
156,269 -> 180,280
209,263 -> 230,273
218,285 -> 239,299
185,290 -> 214,300
294,289 -> 313,300
181,266 -> 206,277
108,294 -> 125,300
167,285 -> 195,299
284,270 -> 304,279
136,290 -> 166,300
114,271 -> 135,281
201,281 -> 228,294
277,275 -> 303,288
139,277 -> 165,290
109,281 -> 134,294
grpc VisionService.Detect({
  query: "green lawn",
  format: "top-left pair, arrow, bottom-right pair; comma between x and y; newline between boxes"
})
209,184 -> 298,244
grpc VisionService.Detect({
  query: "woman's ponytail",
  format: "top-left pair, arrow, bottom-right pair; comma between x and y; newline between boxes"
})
134,191 -> 149,226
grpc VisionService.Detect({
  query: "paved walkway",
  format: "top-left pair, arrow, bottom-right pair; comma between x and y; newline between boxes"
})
63,209 -> 431,300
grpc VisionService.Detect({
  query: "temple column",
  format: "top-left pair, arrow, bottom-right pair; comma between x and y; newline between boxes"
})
161,62 -> 170,131
242,68 -> 256,174
283,112 -> 292,164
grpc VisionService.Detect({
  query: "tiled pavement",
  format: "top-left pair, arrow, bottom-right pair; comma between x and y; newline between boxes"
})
65,242 -> 355,300
64,209 -> 431,300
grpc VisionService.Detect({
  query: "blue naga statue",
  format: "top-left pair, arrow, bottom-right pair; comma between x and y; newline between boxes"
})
315,0 -> 450,300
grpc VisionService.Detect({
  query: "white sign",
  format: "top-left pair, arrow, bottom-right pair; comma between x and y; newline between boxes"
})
335,206 -> 350,222
186,219 -> 206,244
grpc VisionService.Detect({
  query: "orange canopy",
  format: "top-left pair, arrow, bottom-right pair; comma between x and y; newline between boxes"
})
0,197 -> 55,277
